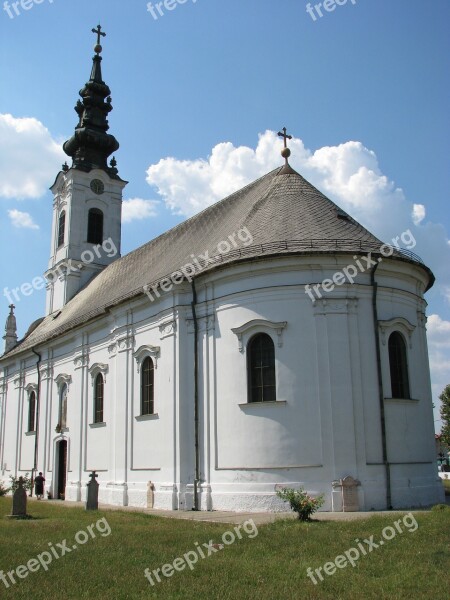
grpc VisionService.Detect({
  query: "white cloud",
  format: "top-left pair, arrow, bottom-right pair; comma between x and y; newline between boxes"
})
412,204 -> 426,225
122,198 -> 159,223
145,131 -> 418,235
8,209 -> 39,230
146,131 -> 299,215
0,113 -> 65,200
428,315 -> 450,349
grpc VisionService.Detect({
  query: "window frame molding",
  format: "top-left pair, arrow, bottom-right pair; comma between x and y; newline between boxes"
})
89,363 -> 109,386
246,331 -> 278,404
25,383 -> 38,394
231,319 -> 287,353
25,383 -> 38,433
139,355 -> 156,417
239,400 -> 287,409
387,330 -> 412,400
379,317 -> 415,349
55,373 -> 72,392
89,421 -> 106,429
88,364 -> 108,425
134,345 -> 160,371
135,413 -> 159,422
93,372 -> 105,425
57,210 -> 66,249
54,374 -> 71,431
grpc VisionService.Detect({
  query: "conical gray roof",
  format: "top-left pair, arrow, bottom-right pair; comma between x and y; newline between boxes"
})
2,167 -> 431,357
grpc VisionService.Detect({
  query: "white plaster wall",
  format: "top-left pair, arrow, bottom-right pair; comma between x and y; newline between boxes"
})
0,253 -> 444,511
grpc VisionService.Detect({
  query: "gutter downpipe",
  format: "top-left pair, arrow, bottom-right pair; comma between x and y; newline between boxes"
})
191,279 -> 200,511
31,348 -> 42,498
371,263 -> 392,509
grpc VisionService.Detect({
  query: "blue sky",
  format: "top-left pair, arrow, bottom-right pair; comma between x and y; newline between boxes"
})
0,0 -> 449,428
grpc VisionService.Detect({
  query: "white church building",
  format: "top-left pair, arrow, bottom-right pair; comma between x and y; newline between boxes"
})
0,30 -> 444,512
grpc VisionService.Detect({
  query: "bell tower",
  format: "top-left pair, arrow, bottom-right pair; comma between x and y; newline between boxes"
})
46,26 -> 127,315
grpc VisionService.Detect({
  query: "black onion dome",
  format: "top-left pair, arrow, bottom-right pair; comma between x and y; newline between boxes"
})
63,47 -> 120,177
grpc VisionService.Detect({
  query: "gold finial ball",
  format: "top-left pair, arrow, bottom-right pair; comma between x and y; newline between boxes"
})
94,44 -> 103,54
281,147 -> 291,159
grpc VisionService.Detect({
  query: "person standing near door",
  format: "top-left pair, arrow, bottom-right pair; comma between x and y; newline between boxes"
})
34,472 -> 45,500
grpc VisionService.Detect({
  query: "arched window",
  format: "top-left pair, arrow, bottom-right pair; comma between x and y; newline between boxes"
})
141,357 -> 154,415
247,333 -> 276,403
59,383 -> 68,429
28,391 -> 36,432
388,331 -> 410,399
87,209 -> 104,244
57,211 -> 65,248
94,374 -> 104,423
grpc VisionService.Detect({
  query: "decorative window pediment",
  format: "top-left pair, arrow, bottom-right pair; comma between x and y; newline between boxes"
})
55,373 -> 72,391
89,363 -> 109,386
379,317 -> 415,349
25,383 -> 38,395
231,319 -> 287,353
134,345 -> 161,371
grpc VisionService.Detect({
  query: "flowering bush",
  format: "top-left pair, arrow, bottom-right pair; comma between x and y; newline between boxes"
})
276,487 -> 324,521
9,473 -> 32,493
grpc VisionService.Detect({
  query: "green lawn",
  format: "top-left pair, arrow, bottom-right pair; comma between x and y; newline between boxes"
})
0,498 -> 449,600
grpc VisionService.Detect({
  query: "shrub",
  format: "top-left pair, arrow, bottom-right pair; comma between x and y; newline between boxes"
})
9,473 -> 32,494
431,504 -> 450,512
276,487 -> 325,521
0,482 -> 10,496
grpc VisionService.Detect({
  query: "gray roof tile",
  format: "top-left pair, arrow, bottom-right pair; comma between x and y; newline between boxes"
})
2,167 -> 429,358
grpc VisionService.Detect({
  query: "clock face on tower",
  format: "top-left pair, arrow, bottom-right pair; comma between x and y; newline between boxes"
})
90,179 -> 105,195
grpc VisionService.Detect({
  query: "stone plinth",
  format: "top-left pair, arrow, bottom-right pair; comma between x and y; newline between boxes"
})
332,476 -> 361,512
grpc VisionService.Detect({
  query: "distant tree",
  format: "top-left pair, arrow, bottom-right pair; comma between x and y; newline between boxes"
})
439,384 -> 450,450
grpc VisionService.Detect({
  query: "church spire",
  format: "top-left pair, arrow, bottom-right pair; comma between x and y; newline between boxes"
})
3,304 -> 18,354
63,25 -> 120,177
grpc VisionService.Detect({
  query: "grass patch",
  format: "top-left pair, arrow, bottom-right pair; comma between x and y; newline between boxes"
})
0,498 -> 449,599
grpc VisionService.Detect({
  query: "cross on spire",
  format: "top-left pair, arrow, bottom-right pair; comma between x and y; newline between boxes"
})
92,25 -> 106,54
278,127 -> 292,149
277,127 -> 293,166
